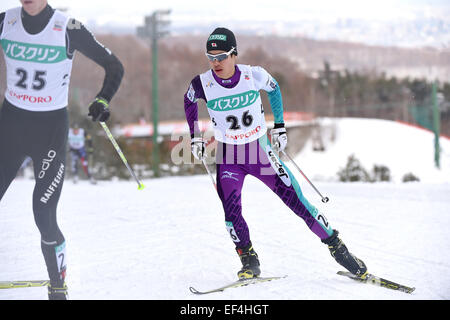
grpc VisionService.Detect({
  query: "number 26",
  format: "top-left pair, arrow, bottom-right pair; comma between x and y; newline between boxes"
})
226,111 -> 253,130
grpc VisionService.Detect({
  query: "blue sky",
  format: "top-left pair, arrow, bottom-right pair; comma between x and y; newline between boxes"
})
2,0 -> 449,28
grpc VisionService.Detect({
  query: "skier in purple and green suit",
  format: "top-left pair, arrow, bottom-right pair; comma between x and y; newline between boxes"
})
184,27 -> 367,280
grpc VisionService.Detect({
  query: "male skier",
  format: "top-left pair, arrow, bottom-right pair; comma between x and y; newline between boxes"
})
0,0 -> 123,299
184,27 -> 367,280
68,124 -> 96,184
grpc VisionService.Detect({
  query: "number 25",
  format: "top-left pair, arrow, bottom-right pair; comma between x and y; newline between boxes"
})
15,68 -> 47,90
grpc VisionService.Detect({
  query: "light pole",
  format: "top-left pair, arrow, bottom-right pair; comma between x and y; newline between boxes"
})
137,9 -> 171,177
432,81 -> 441,169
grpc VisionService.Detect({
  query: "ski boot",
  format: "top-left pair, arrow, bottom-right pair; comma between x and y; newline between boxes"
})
89,176 -> 97,185
322,230 -> 367,277
48,282 -> 68,300
236,242 -> 261,279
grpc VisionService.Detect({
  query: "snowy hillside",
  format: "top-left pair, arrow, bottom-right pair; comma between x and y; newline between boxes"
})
0,118 -> 449,302
295,118 -> 450,183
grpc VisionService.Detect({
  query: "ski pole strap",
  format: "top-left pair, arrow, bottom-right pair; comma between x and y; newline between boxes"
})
96,97 -> 109,108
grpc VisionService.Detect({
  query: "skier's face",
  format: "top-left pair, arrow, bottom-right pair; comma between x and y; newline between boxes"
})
207,50 -> 236,79
20,0 -> 48,16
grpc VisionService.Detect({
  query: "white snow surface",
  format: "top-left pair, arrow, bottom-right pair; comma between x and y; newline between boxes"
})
1,118 -> 449,300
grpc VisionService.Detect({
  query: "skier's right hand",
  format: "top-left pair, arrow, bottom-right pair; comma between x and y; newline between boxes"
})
191,137 -> 205,161
270,126 -> 288,152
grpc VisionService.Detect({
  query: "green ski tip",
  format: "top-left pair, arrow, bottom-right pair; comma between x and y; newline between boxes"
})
138,184 -> 145,190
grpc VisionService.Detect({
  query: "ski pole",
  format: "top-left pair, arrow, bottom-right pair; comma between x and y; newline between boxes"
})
202,157 -> 217,191
281,150 -> 329,203
99,121 -> 145,190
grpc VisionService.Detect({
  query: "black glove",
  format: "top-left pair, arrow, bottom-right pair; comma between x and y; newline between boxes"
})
88,98 -> 110,122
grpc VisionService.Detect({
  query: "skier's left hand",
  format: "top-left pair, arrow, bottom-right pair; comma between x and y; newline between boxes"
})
270,126 -> 287,152
88,97 -> 110,122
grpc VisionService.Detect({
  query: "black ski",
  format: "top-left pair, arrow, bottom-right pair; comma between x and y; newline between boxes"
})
189,275 -> 287,295
337,271 -> 415,294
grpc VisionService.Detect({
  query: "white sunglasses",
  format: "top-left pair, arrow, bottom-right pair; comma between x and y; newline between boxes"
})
205,47 -> 236,62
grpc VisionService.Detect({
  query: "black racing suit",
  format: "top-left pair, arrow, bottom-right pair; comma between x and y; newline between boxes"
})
0,5 -> 124,289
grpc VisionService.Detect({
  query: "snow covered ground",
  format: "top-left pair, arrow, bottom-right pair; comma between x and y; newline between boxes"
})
1,118 -> 449,301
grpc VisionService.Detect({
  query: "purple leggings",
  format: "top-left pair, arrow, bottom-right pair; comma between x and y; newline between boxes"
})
215,135 -> 334,249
